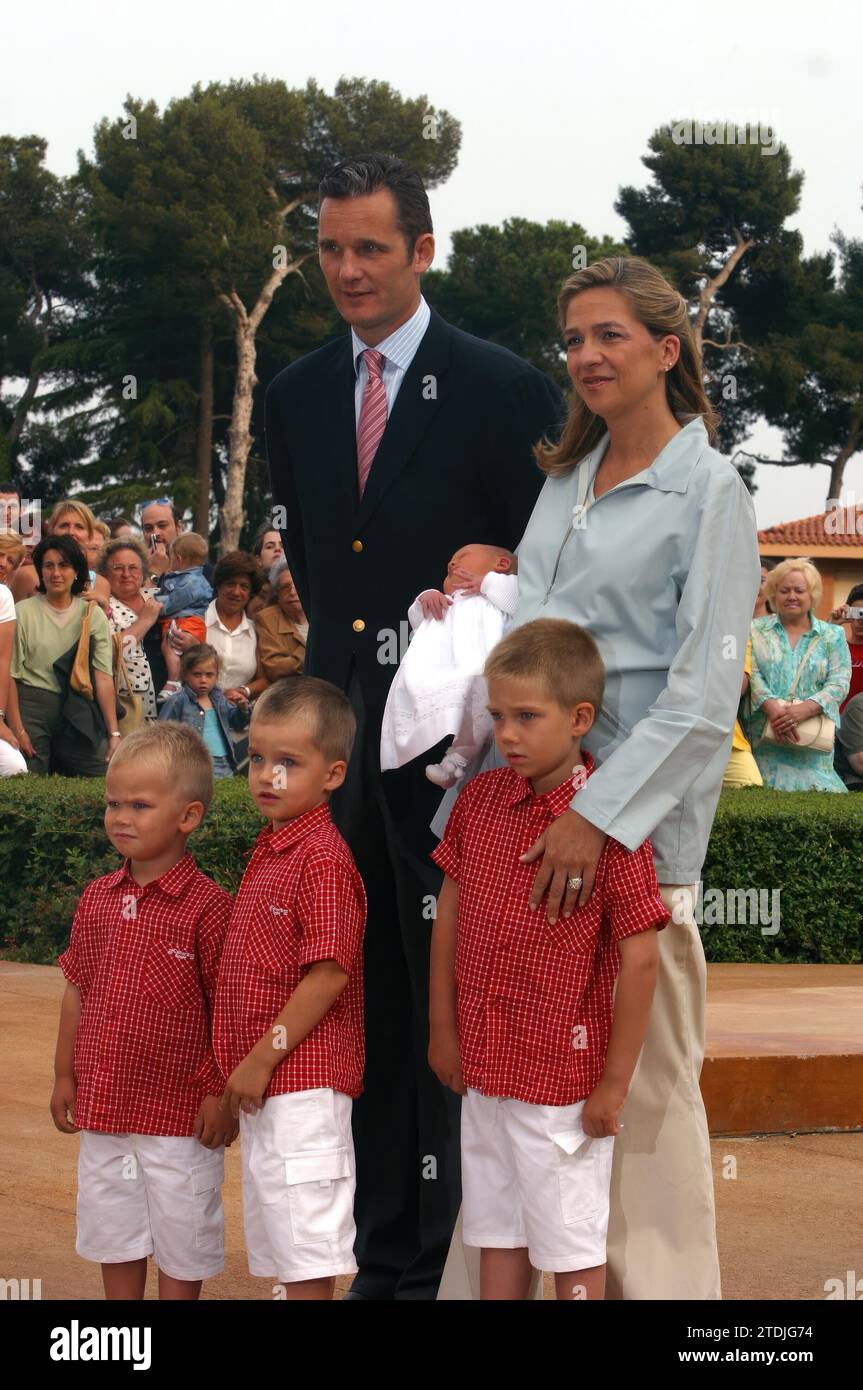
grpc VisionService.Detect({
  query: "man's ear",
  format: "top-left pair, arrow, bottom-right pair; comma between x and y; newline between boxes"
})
497,557 -> 511,572
413,231 -> 435,275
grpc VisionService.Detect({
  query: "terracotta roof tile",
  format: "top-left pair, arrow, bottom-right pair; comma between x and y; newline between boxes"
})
758,508 -> 863,548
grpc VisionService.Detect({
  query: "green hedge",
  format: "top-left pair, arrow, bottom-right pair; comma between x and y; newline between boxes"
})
1,780 -> 860,965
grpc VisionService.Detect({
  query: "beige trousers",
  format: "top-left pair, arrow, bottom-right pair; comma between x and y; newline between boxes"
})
436,882 -> 721,1300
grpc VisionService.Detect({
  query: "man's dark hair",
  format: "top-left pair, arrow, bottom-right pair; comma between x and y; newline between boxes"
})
846,584 -> 863,608
318,154 -> 433,258
0,484 -> 20,499
33,533 -> 90,595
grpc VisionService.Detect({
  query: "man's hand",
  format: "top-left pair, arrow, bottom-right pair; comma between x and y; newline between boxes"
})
194,1094 -> 239,1148
147,539 -> 171,577
224,688 -> 250,708
581,1078 -> 627,1138
219,1049 -> 276,1118
50,1077 -> 78,1134
418,589 -> 452,621
0,721 -> 20,751
428,1029 -> 465,1095
829,603 -> 850,624
520,808 -> 608,919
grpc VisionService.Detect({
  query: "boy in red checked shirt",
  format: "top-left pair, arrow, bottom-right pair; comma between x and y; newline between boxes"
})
50,723 -> 235,1300
213,675 -> 366,1301
429,618 -> 670,1301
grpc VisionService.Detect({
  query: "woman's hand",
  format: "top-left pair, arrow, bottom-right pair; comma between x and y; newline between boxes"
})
224,687 -> 250,707
14,724 -> 34,759
520,808 -> 608,919
139,596 -> 164,629
105,735 -> 120,762
168,626 -> 197,655
418,589 -> 452,621
763,698 -> 801,744
0,721 -> 20,751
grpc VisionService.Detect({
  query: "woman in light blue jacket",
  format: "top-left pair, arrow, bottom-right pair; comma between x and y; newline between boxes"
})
438,257 -> 761,1302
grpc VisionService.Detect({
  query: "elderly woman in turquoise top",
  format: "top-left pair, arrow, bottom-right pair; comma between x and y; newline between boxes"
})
436,256 -> 761,1304
748,558 -> 850,791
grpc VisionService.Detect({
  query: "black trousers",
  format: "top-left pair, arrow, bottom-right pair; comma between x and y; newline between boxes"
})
331,666 -> 461,1298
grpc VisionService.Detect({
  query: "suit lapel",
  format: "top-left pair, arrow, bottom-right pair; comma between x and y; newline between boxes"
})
355,310 -> 452,530
319,335 -> 359,513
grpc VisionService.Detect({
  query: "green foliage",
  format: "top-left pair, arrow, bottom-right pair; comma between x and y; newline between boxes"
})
0,774 -> 264,962
701,788 -> 863,963
426,219 -> 625,388
1,778 -> 859,966
15,75 -> 461,527
616,121 -> 803,290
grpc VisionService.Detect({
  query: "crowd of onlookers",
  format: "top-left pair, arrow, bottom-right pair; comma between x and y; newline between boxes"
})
0,488 -> 307,780
2,482 -> 863,794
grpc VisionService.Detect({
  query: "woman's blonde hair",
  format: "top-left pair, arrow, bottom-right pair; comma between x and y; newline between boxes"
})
764,557 -> 822,610
0,530 -> 24,565
535,256 -> 717,478
47,499 -> 97,538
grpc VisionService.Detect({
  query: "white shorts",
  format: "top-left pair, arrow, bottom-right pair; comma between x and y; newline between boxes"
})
461,1089 -> 616,1273
76,1131 -> 225,1281
240,1087 -> 357,1283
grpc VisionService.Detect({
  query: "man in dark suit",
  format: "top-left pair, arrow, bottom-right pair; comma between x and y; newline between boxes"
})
266,153 -> 564,1299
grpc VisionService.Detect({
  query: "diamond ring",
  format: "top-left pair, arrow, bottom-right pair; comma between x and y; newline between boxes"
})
567,875 -> 583,891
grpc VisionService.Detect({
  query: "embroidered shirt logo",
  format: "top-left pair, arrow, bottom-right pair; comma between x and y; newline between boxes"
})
269,905 -> 291,917
166,947 -> 195,961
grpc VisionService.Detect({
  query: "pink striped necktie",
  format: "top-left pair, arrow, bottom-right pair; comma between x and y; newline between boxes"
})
356,348 -> 387,498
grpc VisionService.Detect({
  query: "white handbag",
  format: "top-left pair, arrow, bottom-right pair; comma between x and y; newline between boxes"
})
759,636 -> 835,753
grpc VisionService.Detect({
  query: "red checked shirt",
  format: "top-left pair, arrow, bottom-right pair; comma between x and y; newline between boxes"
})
431,758 -> 670,1106
58,854 -> 232,1136
213,803 -> 366,1100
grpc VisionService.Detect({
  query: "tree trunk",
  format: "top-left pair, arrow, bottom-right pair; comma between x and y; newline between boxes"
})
692,230 -> 754,355
195,318 -> 214,536
218,246 -> 308,554
827,412 -> 863,504
220,310 -> 258,553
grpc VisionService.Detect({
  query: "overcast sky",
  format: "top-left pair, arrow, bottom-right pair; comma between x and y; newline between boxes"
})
5,0 -> 862,529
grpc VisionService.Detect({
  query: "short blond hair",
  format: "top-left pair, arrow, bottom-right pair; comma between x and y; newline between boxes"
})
48,500 -> 97,538
484,618 -> 605,713
253,675 -> 356,763
0,530 -> 24,565
108,723 -> 215,810
171,531 -> 209,565
764,557 -> 822,610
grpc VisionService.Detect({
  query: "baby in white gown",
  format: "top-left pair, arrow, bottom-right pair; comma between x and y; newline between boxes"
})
380,543 -> 518,788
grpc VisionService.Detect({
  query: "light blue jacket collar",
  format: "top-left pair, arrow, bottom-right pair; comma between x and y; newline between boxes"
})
590,416 -> 711,496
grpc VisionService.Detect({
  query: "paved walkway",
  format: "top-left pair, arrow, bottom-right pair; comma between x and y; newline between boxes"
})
3,962 -> 860,1301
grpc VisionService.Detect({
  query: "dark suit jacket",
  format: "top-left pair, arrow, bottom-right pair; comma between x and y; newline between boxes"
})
266,307 -> 565,718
